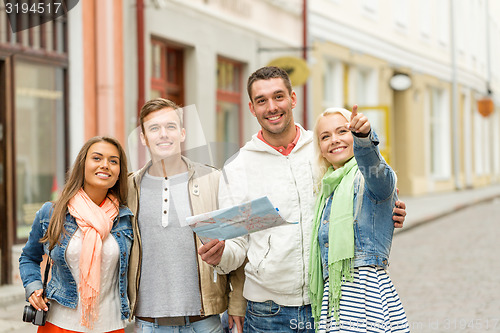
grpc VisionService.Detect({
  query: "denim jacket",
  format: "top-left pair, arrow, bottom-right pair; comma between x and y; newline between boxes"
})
19,201 -> 134,320
318,131 -> 397,279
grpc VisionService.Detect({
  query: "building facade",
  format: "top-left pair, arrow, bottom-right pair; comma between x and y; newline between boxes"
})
0,5 -> 70,284
308,0 -> 500,196
123,0 -> 304,169
0,0 -> 126,284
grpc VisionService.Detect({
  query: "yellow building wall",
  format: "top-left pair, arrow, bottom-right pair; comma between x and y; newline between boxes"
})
310,41 -> 395,162
309,40 -> 499,196
310,41 -> 350,120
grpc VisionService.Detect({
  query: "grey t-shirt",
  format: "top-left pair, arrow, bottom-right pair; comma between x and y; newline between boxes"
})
135,171 -> 202,317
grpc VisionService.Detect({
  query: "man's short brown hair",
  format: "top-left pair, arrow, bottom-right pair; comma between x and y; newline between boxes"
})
139,98 -> 183,133
247,66 -> 293,102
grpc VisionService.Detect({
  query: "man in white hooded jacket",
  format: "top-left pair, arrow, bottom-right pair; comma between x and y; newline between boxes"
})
199,66 -> 406,332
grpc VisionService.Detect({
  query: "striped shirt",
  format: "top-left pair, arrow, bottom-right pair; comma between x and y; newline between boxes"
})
318,266 -> 410,332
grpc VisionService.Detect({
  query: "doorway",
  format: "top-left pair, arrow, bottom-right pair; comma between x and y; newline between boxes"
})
0,58 -> 13,285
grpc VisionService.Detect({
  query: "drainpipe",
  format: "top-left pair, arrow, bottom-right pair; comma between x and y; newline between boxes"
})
136,0 -> 145,118
302,0 -> 308,129
450,1 -> 462,190
485,0 -> 492,94
485,0 -> 496,178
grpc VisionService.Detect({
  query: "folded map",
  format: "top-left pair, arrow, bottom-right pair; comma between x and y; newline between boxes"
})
186,196 -> 288,243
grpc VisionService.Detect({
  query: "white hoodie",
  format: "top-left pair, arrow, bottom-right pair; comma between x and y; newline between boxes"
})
216,124 -> 315,306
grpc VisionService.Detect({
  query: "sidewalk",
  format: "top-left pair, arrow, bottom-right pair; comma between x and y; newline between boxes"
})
396,183 -> 500,234
1,183 -> 500,331
0,284 -> 30,332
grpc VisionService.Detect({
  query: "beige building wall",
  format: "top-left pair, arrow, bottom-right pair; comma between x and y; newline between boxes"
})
308,0 -> 500,196
124,0 -> 303,156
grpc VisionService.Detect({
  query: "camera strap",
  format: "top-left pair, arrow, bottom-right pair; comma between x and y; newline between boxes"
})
41,251 -> 52,299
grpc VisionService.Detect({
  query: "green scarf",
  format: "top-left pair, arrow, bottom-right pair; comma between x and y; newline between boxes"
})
309,157 -> 358,325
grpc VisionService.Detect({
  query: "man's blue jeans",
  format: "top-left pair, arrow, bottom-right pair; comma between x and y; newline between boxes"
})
135,315 -> 223,333
243,300 -> 314,333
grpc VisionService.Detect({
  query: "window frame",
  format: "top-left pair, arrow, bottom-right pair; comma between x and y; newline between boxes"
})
150,38 -> 184,106
216,56 -> 244,146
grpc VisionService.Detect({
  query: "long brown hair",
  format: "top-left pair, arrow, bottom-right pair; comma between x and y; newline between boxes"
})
41,136 -> 128,249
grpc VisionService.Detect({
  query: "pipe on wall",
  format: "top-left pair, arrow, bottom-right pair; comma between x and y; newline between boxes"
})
302,0 -> 308,129
136,0 -> 145,119
450,0 -> 462,190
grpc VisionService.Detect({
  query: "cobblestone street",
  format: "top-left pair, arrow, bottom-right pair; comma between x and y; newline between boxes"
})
389,198 -> 500,332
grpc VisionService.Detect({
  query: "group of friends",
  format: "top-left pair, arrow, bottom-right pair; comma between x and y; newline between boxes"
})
19,66 -> 409,333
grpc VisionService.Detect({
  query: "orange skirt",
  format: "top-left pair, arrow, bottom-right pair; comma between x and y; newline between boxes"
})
37,321 -> 125,333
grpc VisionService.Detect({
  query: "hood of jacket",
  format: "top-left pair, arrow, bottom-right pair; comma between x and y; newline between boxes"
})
241,123 -> 313,156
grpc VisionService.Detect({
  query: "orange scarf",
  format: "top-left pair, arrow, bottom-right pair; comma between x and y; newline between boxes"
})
67,188 -> 119,329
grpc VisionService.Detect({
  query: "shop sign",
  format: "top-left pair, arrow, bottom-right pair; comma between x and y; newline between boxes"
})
267,56 -> 310,87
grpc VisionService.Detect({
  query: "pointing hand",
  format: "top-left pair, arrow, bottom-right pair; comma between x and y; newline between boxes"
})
348,104 -> 371,135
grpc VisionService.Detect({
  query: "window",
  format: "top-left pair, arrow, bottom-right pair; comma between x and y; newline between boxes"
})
428,87 -> 451,179
436,0 -> 449,47
15,60 -> 66,239
150,39 -> 184,106
473,105 -> 491,176
471,0 -> 485,70
353,67 -> 378,105
461,92 -> 473,186
361,0 -> 379,18
1,7 -> 69,282
0,8 -> 67,54
456,1 -> 468,55
493,110 -> 500,176
216,57 -> 243,167
323,58 -> 344,109
393,0 -> 410,31
494,20 -> 500,80
419,0 -> 432,40
359,106 -> 390,163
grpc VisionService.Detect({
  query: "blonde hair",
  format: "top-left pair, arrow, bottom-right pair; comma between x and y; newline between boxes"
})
313,107 -> 352,190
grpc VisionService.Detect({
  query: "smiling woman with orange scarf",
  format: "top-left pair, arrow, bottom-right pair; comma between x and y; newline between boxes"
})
19,136 -> 134,333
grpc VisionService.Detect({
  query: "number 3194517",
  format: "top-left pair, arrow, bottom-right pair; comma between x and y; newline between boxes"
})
5,2 -> 62,15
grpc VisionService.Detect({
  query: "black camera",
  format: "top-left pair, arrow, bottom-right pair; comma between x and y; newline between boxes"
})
23,253 -> 52,326
22,302 -> 50,326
